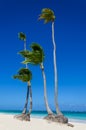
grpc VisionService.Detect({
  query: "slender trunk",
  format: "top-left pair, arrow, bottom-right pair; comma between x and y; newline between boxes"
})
22,86 -> 29,114
40,63 -> 53,115
28,81 -> 32,114
52,21 -> 63,115
24,40 -> 28,69
22,39 -> 28,114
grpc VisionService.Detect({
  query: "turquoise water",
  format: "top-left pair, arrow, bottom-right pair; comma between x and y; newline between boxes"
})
0,110 -> 86,121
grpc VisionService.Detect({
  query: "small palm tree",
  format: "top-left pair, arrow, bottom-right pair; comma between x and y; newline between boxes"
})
20,43 -> 53,116
38,8 -> 68,123
14,32 -> 32,121
13,68 -> 32,121
18,32 -> 30,115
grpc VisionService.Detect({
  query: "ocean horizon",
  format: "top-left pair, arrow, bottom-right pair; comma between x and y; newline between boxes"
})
0,110 -> 86,122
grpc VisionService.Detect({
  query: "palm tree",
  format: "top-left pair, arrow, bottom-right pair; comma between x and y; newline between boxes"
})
20,43 -> 54,116
13,68 -> 32,121
18,32 -> 29,115
38,8 -> 63,115
38,8 -> 68,123
14,32 -> 32,121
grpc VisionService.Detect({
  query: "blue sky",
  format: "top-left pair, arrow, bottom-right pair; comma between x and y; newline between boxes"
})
0,0 -> 86,111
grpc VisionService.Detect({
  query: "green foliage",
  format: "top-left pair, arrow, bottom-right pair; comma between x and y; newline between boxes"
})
19,50 -> 30,58
30,43 -> 43,52
39,8 -> 55,23
22,43 -> 45,65
18,32 -> 26,41
13,68 -> 32,82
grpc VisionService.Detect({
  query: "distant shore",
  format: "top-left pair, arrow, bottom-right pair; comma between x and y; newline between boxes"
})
0,110 -> 86,121
0,114 -> 86,130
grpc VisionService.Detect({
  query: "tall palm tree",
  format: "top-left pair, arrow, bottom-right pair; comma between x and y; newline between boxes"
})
38,8 -> 63,116
38,8 -> 68,123
20,43 -> 54,116
13,68 -> 32,121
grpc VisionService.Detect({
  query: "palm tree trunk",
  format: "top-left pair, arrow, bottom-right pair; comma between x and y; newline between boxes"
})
22,86 -> 29,114
24,40 -> 28,69
40,63 -> 53,115
22,40 -> 29,114
52,21 -> 63,115
28,81 -> 32,114
26,81 -> 32,120
23,81 -> 32,121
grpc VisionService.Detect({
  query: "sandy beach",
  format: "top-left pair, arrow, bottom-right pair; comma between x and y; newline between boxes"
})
0,114 -> 86,130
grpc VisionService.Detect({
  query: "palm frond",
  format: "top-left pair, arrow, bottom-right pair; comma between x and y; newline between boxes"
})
22,59 -> 32,64
42,8 -> 54,15
22,53 -> 44,65
19,50 -> 30,58
30,43 -> 42,51
30,43 -> 45,61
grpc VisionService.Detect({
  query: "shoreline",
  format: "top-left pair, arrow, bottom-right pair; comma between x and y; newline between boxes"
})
0,112 -> 86,124
0,113 -> 86,130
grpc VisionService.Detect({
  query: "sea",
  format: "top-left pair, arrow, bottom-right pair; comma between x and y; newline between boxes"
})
0,110 -> 86,123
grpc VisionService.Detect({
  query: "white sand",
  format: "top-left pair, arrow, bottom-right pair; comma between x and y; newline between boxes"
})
0,114 -> 86,130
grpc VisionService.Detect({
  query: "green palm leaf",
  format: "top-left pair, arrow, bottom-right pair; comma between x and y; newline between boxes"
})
19,50 -> 30,57
13,68 -> 32,82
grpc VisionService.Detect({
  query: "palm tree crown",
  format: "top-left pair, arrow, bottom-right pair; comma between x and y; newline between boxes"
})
19,43 -> 45,65
18,32 -> 26,41
13,68 -> 32,82
39,8 -> 55,23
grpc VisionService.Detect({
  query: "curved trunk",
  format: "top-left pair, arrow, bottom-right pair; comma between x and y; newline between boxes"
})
52,22 -> 63,115
22,86 -> 29,114
40,63 -> 53,115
